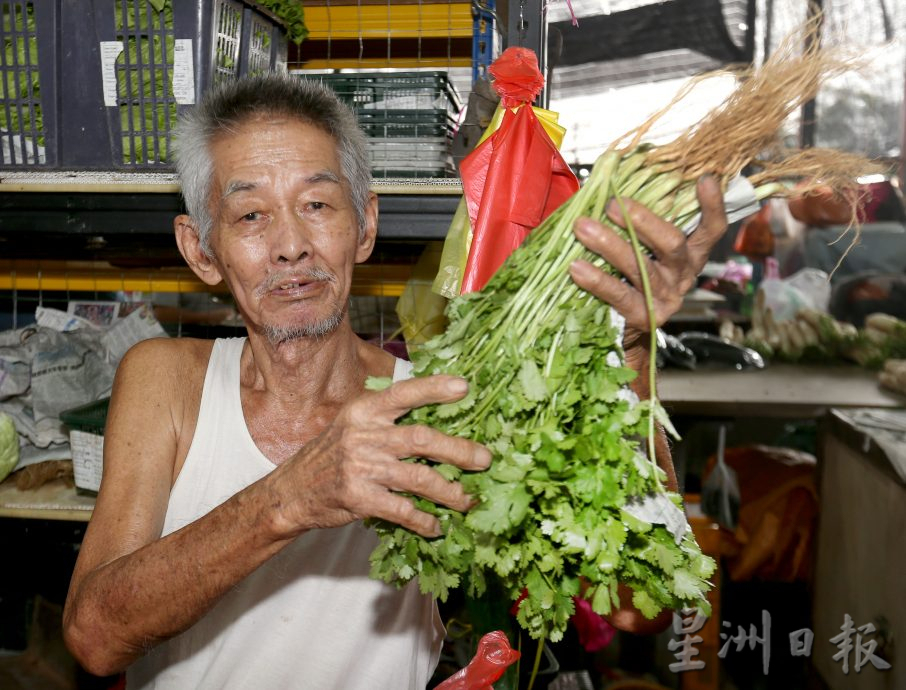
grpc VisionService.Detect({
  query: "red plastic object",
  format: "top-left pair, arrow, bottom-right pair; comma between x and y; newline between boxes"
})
458,47 -> 579,294
435,630 -> 521,690
733,203 -> 775,260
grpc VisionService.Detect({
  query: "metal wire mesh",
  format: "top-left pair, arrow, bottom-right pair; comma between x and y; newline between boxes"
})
0,2 -> 44,165
213,0 -> 242,85
246,13 -> 272,75
115,0 -> 177,166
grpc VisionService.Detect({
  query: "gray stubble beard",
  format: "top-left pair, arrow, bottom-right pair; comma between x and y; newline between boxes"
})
262,305 -> 345,346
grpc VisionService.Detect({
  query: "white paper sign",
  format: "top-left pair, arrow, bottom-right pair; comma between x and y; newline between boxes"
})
100,41 -> 124,107
70,430 -> 104,493
172,39 -> 195,104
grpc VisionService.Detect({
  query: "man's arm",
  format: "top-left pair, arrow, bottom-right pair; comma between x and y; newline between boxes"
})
568,176 -> 728,634
64,340 -> 490,677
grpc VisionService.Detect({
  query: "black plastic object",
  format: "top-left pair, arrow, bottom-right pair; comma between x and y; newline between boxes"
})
677,332 -> 766,370
59,397 -> 110,434
657,330 -> 697,370
0,0 -> 286,170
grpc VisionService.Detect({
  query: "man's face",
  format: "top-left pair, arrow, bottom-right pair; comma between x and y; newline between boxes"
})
204,117 -> 375,343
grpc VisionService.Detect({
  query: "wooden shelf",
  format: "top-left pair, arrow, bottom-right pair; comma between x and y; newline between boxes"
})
0,477 -> 94,522
659,363 -> 906,418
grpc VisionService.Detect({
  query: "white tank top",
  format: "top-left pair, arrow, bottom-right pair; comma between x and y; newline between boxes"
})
126,337 -> 444,690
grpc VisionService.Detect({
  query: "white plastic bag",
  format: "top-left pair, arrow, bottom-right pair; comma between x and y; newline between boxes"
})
759,268 -> 831,322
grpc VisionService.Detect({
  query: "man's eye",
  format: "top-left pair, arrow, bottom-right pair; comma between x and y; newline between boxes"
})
307,201 -> 326,211
241,211 -> 262,221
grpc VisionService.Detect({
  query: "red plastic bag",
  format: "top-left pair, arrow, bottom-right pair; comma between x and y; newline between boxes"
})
458,48 -> 579,294
435,630 -> 520,690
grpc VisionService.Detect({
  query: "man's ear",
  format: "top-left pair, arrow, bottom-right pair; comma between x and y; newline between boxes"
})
174,215 -> 223,286
354,193 -> 379,264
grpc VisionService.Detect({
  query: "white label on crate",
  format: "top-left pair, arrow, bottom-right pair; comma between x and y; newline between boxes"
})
100,41 -> 124,107
70,430 -> 104,493
172,39 -> 195,105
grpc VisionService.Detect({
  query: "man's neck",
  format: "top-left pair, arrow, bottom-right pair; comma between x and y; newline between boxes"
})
240,321 -> 382,412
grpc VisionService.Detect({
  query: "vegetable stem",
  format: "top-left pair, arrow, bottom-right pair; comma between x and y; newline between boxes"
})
612,192 -> 663,490
525,637 -> 545,690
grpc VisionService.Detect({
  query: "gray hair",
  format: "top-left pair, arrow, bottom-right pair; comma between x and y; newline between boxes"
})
172,72 -> 371,255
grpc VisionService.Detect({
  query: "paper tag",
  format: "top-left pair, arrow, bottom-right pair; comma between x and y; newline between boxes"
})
623,493 -> 690,544
70,430 -> 104,493
100,41 -> 124,107
172,39 -> 195,105
682,174 -> 761,235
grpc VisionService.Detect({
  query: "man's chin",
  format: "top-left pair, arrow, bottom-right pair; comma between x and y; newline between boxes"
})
261,311 -> 345,346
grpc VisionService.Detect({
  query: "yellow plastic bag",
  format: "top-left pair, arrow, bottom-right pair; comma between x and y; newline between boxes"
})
394,241 -> 449,348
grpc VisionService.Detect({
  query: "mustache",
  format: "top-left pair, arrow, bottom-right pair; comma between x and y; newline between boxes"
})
256,266 -> 337,296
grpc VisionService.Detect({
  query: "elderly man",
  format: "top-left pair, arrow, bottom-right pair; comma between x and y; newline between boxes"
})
63,73 -> 726,688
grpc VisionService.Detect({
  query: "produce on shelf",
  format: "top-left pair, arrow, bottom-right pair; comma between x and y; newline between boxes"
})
880,359 -> 906,395
722,291 -> 906,367
0,412 -> 19,483
369,17 -> 880,644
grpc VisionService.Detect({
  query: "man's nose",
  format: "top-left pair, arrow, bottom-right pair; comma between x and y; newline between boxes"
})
269,209 -> 313,264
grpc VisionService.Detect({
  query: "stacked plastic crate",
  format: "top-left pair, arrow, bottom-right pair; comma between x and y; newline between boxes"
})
0,0 -> 287,170
304,71 -> 462,179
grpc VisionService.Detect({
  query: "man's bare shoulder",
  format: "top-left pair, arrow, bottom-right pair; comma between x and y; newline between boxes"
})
116,337 -> 215,395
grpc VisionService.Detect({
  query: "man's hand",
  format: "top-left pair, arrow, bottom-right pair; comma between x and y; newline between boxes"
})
269,375 -> 491,540
567,175 -> 728,350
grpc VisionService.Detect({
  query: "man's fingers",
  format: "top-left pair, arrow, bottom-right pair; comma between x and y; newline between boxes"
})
397,424 -> 491,471
686,175 -> 728,271
374,375 -> 469,419
568,260 -> 649,331
573,218 -> 645,286
367,491 -> 443,538
604,198 -> 688,268
378,461 -> 474,512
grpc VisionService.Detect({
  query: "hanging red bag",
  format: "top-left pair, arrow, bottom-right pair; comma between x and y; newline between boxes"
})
458,47 -> 580,294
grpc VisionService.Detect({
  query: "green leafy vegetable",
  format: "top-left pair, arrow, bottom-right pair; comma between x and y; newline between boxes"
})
0,412 -> 19,483
256,0 -> 308,45
369,20 -> 879,643
369,150 -> 718,642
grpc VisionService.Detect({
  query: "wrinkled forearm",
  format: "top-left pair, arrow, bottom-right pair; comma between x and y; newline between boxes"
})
64,479 -> 294,677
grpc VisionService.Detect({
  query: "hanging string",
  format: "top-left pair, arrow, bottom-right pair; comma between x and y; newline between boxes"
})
385,0 -> 391,67
11,270 -> 17,330
325,0 -> 333,69
416,0 -> 423,67
358,0 -> 365,65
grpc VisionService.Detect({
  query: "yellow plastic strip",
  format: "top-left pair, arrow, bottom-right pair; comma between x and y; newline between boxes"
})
295,57 -> 472,70
304,4 -> 473,40
0,261 -> 411,297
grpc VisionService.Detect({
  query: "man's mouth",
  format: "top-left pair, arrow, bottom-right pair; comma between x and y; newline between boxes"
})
258,269 -> 336,298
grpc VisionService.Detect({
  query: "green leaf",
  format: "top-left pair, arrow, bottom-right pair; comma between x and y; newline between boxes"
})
590,583 -> 613,616
672,568 -> 704,600
466,482 -> 531,534
632,589 -> 662,620
517,358 -> 548,402
364,376 -> 392,391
